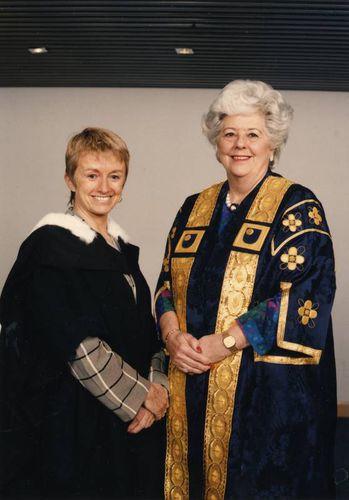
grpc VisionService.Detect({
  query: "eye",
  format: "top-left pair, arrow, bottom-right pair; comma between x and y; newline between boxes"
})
224,131 -> 235,138
110,174 -> 121,181
87,173 -> 97,179
248,132 -> 259,139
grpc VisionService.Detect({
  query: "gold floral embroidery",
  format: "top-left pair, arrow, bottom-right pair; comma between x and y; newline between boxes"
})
163,256 -> 170,272
280,246 -> 305,271
163,231 -> 173,272
308,206 -> 322,226
298,299 -> 318,328
163,225 -> 177,272
282,213 -> 302,232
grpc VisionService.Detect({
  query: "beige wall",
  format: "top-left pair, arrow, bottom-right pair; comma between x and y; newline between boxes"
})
0,87 -> 348,399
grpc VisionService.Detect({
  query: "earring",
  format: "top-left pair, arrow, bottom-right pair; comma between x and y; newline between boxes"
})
268,152 -> 275,169
67,193 -> 75,212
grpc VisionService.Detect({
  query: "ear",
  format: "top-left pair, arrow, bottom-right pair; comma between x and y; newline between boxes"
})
64,173 -> 76,192
270,150 -> 274,162
215,146 -> 222,165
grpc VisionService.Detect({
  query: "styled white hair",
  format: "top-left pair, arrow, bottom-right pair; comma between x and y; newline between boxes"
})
202,80 -> 294,165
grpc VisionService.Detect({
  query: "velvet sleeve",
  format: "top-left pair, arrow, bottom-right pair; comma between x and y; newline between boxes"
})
154,206 -> 184,327
237,294 -> 281,355
245,191 -> 336,364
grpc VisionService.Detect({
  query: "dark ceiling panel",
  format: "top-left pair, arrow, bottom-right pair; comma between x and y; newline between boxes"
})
0,1 -> 348,90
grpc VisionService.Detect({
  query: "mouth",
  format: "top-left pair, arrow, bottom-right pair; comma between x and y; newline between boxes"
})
231,155 -> 252,161
92,195 -> 113,201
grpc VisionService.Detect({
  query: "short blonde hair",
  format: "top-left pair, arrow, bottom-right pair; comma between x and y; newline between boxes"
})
65,127 -> 130,204
202,80 -> 294,165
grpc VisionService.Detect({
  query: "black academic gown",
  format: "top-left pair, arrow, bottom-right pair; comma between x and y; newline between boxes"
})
0,215 -> 164,499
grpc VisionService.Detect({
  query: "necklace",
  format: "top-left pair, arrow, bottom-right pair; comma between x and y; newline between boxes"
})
225,193 -> 240,212
69,209 -> 118,249
106,234 -> 117,248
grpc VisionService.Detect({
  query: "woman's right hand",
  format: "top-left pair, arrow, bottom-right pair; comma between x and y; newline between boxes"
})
166,330 -> 211,374
127,407 -> 155,434
160,311 -> 210,374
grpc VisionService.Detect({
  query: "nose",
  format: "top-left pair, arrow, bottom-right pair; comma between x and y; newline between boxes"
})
235,134 -> 246,149
98,176 -> 110,193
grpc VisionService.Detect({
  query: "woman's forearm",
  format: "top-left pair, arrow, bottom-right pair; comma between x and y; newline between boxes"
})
159,310 -> 180,344
159,310 -> 211,374
225,321 -> 250,350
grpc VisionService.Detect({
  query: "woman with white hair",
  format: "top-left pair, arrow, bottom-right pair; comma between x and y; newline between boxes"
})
155,80 -> 336,499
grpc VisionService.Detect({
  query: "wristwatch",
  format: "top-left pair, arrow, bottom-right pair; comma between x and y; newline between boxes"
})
221,332 -> 239,353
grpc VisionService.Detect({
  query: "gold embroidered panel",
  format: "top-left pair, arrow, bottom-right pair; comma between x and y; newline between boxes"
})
204,352 -> 243,500
233,222 -> 270,253
215,252 -> 259,334
187,183 -> 223,227
165,257 -> 194,500
175,229 -> 205,253
247,177 -> 293,223
204,251 -> 259,500
203,176 -> 294,499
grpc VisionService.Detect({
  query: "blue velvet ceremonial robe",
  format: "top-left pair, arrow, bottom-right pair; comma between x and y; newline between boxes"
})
156,171 -> 337,499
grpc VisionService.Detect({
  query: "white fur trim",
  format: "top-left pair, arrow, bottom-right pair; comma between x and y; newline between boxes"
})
31,213 -> 129,245
107,218 -> 129,243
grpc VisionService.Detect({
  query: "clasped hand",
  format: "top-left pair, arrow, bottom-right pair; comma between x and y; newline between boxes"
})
127,382 -> 169,434
166,331 -> 239,374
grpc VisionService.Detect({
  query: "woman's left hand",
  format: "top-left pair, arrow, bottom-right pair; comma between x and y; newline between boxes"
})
199,324 -> 249,364
127,407 -> 155,434
198,334 -> 231,364
144,382 -> 169,420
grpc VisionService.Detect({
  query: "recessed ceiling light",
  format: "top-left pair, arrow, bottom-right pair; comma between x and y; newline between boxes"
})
28,47 -> 48,55
175,48 -> 194,55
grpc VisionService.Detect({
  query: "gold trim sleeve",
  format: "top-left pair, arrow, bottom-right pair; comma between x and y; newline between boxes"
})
254,282 -> 322,365
154,281 -> 171,324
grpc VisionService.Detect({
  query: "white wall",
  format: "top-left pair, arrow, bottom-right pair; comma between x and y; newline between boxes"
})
0,87 -> 348,400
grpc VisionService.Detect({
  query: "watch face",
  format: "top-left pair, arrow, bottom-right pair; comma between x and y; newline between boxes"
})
223,334 -> 236,349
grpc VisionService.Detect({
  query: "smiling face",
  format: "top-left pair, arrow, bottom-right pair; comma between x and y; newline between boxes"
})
64,150 -> 126,225
216,112 -> 274,185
